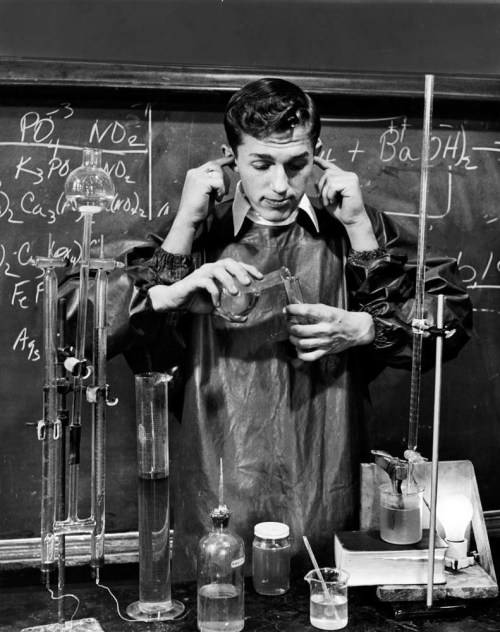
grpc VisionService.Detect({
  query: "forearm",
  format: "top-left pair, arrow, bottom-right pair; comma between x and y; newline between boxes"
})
353,311 -> 376,346
148,283 -> 187,312
161,213 -> 198,254
343,212 -> 379,251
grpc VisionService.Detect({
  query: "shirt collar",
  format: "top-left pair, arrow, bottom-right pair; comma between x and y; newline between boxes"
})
232,181 -> 319,236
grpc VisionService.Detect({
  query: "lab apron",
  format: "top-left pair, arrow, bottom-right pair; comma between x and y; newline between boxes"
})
169,216 -> 367,580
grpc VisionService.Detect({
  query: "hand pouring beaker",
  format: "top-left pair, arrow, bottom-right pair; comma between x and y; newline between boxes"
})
215,276 -> 260,321
304,568 -> 349,630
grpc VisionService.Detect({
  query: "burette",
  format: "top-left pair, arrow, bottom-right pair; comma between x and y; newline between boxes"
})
403,73 -> 435,482
372,75 -> 445,490
402,74 -> 454,609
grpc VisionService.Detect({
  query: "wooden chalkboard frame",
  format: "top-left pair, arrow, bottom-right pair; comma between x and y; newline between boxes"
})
0,57 -> 499,101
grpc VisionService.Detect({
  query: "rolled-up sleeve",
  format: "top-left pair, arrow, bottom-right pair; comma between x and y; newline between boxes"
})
129,247 -> 195,333
347,207 -> 473,371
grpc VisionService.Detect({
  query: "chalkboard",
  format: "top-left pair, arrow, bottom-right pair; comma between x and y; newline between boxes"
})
1,64 -> 499,553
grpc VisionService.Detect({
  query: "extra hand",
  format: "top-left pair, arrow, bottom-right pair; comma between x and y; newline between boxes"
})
284,303 -> 375,362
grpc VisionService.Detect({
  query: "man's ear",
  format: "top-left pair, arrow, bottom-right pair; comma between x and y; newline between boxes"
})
221,144 -> 238,172
314,138 -> 323,157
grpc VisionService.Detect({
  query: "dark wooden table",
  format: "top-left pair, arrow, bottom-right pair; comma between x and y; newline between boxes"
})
2,539 -> 500,632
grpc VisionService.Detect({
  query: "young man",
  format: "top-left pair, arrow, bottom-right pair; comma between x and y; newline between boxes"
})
130,78 -> 471,579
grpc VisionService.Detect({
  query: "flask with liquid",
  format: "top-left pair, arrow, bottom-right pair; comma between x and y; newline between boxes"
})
252,522 -> 291,595
197,505 -> 245,632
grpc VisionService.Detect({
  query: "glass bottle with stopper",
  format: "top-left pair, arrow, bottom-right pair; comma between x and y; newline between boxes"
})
197,459 -> 245,632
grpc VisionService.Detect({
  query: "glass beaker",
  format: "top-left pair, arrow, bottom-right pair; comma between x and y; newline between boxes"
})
379,483 -> 424,545
304,568 -> 349,630
280,266 -> 310,325
215,276 -> 260,321
126,372 -> 185,621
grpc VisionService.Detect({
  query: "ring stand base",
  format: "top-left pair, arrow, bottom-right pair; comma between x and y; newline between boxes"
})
21,618 -> 105,632
126,598 -> 185,621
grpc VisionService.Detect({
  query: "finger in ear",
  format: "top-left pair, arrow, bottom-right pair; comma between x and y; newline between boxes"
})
221,144 -> 238,172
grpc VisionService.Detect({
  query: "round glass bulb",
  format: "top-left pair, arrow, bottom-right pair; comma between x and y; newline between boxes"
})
65,148 -> 115,214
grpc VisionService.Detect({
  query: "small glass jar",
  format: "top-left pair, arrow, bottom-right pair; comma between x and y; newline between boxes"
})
252,522 -> 291,596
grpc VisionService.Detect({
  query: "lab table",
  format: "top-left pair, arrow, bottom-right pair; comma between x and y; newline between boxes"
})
2,538 -> 500,632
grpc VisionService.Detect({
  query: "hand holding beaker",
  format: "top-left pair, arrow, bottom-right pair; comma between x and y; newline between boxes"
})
148,259 -> 262,322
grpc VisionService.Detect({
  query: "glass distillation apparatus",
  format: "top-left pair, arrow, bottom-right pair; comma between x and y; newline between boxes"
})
30,147 -> 121,629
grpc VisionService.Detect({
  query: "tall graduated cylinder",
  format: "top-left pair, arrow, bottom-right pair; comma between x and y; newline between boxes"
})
126,372 -> 184,620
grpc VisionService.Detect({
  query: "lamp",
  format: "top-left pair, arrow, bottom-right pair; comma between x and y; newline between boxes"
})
436,494 -> 475,570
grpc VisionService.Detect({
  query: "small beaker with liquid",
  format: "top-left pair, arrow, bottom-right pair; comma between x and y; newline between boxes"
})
252,522 -> 291,595
379,483 -> 424,545
304,568 -> 349,630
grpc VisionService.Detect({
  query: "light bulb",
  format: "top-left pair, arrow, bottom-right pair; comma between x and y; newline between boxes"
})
437,493 -> 474,569
437,493 -> 473,542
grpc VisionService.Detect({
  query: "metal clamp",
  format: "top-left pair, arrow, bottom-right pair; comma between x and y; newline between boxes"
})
411,318 -> 430,335
412,318 -> 456,339
37,420 -> 46,440
86,384 -> 118,406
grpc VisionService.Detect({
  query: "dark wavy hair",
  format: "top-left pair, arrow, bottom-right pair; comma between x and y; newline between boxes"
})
224,78 -> 321,153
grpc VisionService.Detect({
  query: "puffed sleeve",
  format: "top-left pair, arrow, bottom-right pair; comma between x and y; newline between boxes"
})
346,206 -> 473,373
122,244 -> 196,374
55,234 -> 188,373
129,247 -> 195,330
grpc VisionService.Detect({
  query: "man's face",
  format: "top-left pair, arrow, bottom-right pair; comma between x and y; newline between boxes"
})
233,124 -> 315,222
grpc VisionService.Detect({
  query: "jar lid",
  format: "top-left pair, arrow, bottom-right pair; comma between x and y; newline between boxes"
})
254,521 -> 290,539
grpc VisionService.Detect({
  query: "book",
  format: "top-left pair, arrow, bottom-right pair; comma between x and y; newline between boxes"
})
334,530 -> 447,586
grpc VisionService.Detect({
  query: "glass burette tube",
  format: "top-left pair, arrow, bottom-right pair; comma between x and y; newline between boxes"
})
65,209 -> 95,532
40,250 -> 59,574
405,74 -> 435,488
34,241 -> 68,575
90,238 -> 116,576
